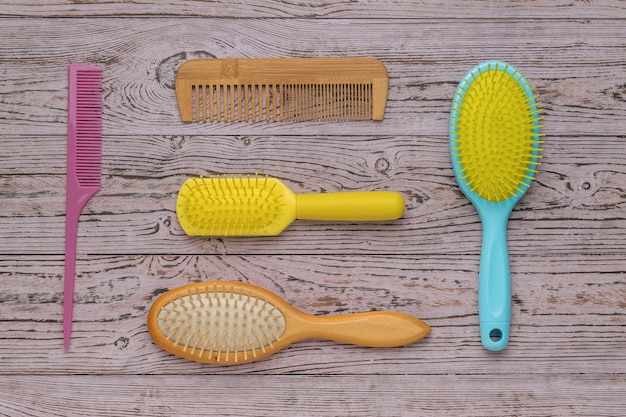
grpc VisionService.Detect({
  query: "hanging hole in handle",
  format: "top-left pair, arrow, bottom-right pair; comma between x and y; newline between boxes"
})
489,328 -> 503,342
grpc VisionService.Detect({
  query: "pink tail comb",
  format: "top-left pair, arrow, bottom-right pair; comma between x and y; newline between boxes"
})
64,63 -> 103,350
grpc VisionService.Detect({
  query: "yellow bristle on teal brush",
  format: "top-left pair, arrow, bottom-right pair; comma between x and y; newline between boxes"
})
449,61 -> 544,351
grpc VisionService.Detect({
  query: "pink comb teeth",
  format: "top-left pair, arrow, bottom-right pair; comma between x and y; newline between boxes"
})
64,63 -> 103,350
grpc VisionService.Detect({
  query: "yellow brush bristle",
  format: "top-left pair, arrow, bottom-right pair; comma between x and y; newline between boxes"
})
450,64 -> 544,202
155,284 -> 286,364
176,174 -> 295,236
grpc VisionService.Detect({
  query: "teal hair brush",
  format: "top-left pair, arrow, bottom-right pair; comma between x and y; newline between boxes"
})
449,61 -> 544,351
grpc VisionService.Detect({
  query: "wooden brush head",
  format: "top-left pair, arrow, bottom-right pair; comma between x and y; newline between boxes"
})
175,57 -> 388,122
148,281 -> 289,365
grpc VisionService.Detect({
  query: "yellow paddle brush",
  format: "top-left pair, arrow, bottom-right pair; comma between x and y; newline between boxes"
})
449,61 -> 544,351
176,174 -> 405,236
148,281 -> 430,365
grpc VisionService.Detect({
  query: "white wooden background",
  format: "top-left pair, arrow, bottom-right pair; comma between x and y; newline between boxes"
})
1,1 -> 625,416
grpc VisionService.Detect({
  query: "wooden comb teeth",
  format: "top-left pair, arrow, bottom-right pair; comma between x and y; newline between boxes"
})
175,57 -> 388,122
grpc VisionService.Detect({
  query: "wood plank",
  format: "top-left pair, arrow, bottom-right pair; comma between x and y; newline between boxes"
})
1,374 -> 625,417
0,19 -> 625,137
2,0 -> 626,19
0,255 -> 624,375
1,134 -> 625,255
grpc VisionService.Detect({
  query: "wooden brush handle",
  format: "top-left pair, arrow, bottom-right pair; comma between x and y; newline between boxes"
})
293,311 -> 430,347
295,191 -> 405,221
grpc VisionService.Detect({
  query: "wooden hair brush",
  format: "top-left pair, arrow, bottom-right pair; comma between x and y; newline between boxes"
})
175,57 -> 388,122
148,281 -> 430,365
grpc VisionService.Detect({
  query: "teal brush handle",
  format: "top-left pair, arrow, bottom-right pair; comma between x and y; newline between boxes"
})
478,204 -> 512,351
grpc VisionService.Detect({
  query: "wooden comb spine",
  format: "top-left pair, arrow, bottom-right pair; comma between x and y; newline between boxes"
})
372,76 -> 388,121
176,80 -> 193,122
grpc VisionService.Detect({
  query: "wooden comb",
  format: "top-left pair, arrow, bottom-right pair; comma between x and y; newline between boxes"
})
175,57 -> 388,122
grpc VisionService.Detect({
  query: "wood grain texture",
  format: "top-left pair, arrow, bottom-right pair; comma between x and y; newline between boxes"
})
0,254 -> 624,376
0,1 -> 625,416
1,134 -> 625,255
2,0 -> 626,19
1,19 -> 625,137
1,375 -> 625,417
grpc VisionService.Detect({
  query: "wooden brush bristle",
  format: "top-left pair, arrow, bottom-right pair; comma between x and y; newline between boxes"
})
155,284 -> 286,364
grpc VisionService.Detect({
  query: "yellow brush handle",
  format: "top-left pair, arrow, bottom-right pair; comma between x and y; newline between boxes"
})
295,191 -> 405,221
290,311 -> 430,348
